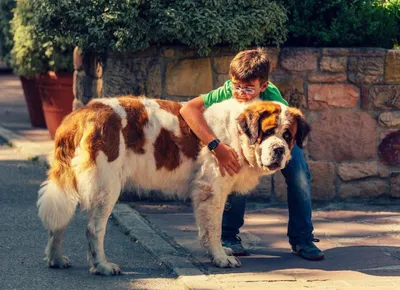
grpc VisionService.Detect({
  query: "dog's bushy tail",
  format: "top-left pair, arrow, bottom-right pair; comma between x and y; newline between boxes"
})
37,180 -> 78,230
37,114 -> 82,231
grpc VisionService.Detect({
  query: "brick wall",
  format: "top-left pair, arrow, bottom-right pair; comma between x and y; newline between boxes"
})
73,46 -> 400,202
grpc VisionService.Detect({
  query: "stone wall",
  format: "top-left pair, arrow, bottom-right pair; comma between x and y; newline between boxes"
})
73,46 -> 400,202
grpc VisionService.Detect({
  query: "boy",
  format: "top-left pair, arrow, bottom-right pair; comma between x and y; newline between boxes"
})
180,47 -> 324,261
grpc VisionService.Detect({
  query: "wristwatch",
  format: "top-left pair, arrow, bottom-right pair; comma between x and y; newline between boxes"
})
207,138 -> 220,151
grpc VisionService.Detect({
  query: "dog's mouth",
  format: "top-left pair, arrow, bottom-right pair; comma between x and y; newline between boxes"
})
267,162 -> 280,171
262,162 -> 281,171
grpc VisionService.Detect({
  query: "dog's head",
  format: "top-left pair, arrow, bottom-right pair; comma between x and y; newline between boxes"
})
237,101 -> 310,173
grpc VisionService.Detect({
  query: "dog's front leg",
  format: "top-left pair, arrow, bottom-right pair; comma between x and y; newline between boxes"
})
192,184 -> 241,268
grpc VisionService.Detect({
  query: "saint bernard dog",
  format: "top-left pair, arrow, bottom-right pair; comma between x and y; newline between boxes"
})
37,95 -> 310,275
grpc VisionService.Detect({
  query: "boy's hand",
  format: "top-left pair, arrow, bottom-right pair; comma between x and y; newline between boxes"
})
213,143 -> 241,177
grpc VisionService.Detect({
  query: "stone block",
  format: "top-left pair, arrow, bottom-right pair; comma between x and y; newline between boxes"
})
308,84 -> 359,110
385,50 -> 400,83
274,75 -> 306,110
73,47 -> 82,71
348,56 -> 384,84
338,162 -> 378,181
280,48 -> 319,72
161,46 -> 198,58
348,48 -> 386,56
309,111 -> 377,162
391,174 -> 400,198
73,70 -> 95,104
319,56 -> 347,72
360,84 -> 370,110
82,52 -> 103,79
103,55 -> 162,98
72,98 -> 84,111
266,47 -> 280,72
165,59 -> 212,97
339,178 -> 388,199
213,56 -> 233,74
92,78 -> 103,99
322,48 -> 349,56
370,85 -> 400,110
215,74 -> 229,88
309,161 -> 336,200
378,111 -> 400,127
308,72 -> 347,82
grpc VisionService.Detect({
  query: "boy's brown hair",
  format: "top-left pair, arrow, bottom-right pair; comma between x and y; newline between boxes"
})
229,47 -> 270,83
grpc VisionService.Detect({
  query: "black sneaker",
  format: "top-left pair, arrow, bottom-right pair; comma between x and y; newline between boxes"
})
291,238 -> 324,261
221,236 -> 247,256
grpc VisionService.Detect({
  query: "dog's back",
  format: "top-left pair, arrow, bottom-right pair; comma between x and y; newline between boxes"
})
38,96 -> 204,231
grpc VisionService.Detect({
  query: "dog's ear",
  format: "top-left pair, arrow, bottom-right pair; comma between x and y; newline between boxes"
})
237,110 -> 260,145
295,114 -> 311,149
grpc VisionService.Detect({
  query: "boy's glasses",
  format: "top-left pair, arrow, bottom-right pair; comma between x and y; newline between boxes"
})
231,84 -> 256,95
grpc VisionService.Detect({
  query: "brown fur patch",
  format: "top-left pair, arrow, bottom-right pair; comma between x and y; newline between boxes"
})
153,99 -> 200,171
154,128 -> 182,170
49,101 -> 122,190
85,102 -> 122,163
238,102 -> 281,144
118,97 -> 149,154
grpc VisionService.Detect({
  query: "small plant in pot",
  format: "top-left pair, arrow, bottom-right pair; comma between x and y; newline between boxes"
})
10,0 -> 73,137
0,0 -> 15,70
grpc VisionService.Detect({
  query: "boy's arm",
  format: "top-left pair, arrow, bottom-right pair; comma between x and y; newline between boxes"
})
180,96 -> 241,177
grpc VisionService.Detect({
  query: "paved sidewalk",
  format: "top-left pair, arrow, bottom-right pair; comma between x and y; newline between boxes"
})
2,73 -> 400,289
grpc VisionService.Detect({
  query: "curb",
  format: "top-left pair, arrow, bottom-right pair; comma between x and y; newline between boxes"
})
0,124 -> 50,166
112,203 -> 221,290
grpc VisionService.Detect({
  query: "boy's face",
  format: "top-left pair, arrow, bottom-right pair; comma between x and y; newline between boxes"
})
231,77 -> 268,103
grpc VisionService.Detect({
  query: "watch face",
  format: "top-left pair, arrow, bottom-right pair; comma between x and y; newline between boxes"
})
208,139 -> 220,151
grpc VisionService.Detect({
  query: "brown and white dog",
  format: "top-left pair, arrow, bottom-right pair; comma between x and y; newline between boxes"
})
37,96 -> 310,275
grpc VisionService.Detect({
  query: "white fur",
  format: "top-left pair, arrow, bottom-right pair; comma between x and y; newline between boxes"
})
37,180 -> 78,230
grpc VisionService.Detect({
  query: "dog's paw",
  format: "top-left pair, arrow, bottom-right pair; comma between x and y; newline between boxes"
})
223,247 -> 235,256
90,262 -> 122,276
212,255 -> 241,268
46,255 -> 71,268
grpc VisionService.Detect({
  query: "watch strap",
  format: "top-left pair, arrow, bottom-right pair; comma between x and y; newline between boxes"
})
207,139 -> 220,151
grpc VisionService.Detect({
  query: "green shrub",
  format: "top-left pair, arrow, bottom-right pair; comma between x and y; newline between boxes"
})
385,0 -> 400,48
280,0 -> 399,48
0,0 -> 15,61
32,0 -> 288,57
10,0 -> 73,77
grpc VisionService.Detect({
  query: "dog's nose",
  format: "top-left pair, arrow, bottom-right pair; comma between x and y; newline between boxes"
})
273,146 -> 285,156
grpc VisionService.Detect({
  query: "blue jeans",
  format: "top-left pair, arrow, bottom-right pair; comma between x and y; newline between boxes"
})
221,144 -> 314,245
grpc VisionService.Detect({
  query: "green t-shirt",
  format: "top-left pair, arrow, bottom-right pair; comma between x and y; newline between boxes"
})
201,79 -> 288,108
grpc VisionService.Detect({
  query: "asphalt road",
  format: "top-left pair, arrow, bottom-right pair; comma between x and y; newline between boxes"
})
0,138 -> 183,290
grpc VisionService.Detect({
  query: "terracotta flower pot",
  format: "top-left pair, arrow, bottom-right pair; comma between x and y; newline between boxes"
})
19,76 -> 47,128
37,72 -> 74,139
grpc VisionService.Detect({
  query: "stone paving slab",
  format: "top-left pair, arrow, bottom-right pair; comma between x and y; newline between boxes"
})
132,202 -> 400,289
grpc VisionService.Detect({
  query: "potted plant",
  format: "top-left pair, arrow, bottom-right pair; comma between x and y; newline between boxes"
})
10,0 -> 73,137
0,0 -> 15,71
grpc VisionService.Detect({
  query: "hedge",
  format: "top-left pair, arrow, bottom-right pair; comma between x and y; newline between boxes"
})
18,0 -> 400,62
0,0 -> 15,61
281,0 -> 400,48
32,0 -> 288,57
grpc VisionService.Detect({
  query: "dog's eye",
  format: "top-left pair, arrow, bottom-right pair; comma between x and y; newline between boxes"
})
283,130 -> 292,142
